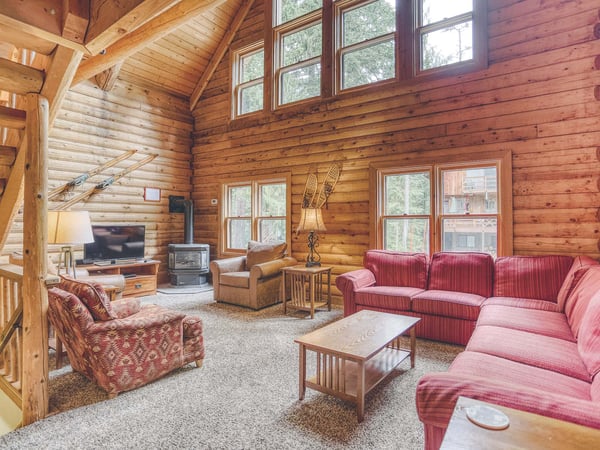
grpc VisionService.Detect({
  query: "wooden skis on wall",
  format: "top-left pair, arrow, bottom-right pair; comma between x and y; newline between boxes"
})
48,149 -> 137,200
54,153 -> 157,210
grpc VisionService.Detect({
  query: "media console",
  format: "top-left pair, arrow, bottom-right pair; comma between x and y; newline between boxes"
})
80,260 -> 160,298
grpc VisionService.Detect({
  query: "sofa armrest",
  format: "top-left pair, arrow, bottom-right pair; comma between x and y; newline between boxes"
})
416,372 -> 600,430
110,297 -> 142,319
335,269 -> 376,316
250,256 -> 298,279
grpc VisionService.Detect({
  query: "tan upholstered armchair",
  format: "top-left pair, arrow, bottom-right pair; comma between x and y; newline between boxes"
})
210,241 -> 297,310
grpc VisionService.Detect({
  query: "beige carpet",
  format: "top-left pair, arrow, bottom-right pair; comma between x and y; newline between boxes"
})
0,291 -> 463,449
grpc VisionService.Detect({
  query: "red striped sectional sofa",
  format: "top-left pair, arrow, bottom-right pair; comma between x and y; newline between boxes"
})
336,250 -> 600,449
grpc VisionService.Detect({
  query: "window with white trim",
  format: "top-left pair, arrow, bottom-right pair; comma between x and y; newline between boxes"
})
273,0 -> 323,107
222,177 -> 290,253
373,155 -> 511,257
232,42 -> 264,117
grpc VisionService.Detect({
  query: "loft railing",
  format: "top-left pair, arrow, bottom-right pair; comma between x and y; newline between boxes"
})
0,264 -> 24,420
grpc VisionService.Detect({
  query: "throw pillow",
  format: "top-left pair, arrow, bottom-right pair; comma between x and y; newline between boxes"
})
245,240 -> 287,270
59,276 -> 116,321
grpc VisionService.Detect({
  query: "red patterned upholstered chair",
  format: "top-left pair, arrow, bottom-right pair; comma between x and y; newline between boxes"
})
48,277 -> 204,398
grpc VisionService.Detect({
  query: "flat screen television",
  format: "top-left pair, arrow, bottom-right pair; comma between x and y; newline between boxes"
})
84,225 -> 145,263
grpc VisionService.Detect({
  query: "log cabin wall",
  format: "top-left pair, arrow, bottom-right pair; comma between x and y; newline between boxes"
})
191,0 -> 600,304
2,79 -> 193,284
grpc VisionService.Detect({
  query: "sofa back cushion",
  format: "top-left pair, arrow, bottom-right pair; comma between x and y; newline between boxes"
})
493,255 -> 573,302
428,252 -> 494,297
363,250 -> 428,289
577,290 -> 600,378
565,266 -> 600,339
557,256 -> 599,312
245,240 -> 287,270
59,276 -> 116,321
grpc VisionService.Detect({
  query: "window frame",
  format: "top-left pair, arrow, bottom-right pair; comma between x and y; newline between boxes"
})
219,174 -> 292,257
231,41 -> 265,118
370,150 -> 512,257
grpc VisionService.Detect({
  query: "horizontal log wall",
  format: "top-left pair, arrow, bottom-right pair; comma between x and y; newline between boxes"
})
191,0 -> 600,304
2,79 -> 193,283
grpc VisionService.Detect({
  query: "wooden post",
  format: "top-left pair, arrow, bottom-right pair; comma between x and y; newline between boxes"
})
21,93 -> 49,425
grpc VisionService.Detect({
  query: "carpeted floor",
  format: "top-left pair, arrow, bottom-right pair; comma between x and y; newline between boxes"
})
0,291 -> 463,450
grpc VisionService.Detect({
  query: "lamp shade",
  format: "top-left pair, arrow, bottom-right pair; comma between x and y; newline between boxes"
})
48,210 -> 94,245
297,207 -> 326,233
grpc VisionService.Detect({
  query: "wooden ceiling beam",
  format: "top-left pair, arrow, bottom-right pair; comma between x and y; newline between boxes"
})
72,0 -> 227,85
0,58 -> 44,95
0,24 -> 57,56
62,0 -> 90,43
190,0 -> 255,111
85,0 -> 183,55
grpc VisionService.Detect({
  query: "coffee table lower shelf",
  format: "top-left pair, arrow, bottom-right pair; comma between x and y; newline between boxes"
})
304,346 -> 411,402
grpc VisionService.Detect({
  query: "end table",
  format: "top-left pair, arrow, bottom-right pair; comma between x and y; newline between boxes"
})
281,265 -> 332,318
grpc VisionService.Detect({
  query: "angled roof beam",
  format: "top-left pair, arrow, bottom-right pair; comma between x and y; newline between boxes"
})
73,0 -> 227,85
190,0 -> 255,110
85,0 -> 183,55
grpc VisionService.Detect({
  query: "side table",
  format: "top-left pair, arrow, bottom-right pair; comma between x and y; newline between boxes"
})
440,396 -> 600,450
281,265 -> 332,318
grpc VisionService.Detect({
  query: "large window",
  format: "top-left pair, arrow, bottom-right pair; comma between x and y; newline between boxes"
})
373,153 -> 512,257
222,177 -> 290,253
232,43 -> 264,117
336,0 -> 397,91
273,0 -> 323,107
262,0 -> 486,112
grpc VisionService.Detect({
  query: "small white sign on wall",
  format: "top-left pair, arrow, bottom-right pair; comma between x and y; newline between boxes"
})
144,187 -> 161,202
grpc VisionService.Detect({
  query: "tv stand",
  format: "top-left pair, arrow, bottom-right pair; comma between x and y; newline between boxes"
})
81,260 -> 159,297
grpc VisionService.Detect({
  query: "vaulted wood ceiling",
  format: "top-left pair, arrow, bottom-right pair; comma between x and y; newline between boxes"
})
0,0 -> 246,99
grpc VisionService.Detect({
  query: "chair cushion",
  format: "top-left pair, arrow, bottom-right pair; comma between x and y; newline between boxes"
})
428,252 -> 493,297
245,240 -> 287,270
59,276 -> 116,321
220,271 -> 250,288
354,286 -> 424,311
493,255 -> 573,301
363,250 -> 428,289
412,289 -> 485,321
484,296 -> 561,312
557,256 -> 599,311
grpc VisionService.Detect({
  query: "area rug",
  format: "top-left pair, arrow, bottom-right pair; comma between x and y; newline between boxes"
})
156,284 -> 214,294
0,291 -> 463,449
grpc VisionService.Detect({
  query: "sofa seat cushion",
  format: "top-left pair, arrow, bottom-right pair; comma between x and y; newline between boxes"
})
354,286 -> 423,311
219,271 -> 250,289
363,250 -> 428,288
427,252 -> 493,297
467,325 -> 590,382
477,304 -> 575,342
411,290 -> 485,321
493,255 -> 573,302
449,351 -> 591,401
484,296 -> 561,312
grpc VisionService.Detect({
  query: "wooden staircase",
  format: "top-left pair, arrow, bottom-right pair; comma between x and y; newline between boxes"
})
0,39 -> 81,427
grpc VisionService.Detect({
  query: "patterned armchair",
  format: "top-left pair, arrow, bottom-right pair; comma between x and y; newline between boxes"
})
48,277 -> 204,397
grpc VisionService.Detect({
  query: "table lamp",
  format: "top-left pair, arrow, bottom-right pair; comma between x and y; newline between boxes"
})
297,207 -> 326,267
48,210 -> 94,278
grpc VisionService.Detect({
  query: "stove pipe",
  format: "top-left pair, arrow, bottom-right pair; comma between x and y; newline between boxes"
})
183,199 -> 194,244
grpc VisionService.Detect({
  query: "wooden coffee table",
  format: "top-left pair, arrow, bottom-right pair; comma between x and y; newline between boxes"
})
295,309 -> 421,422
